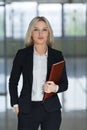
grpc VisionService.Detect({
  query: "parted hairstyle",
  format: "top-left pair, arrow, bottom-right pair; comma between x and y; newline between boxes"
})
25,16 -> 54,48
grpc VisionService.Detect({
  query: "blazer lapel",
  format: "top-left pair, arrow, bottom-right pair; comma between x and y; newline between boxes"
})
26,45 -> 33,85
46,47 -> 54,81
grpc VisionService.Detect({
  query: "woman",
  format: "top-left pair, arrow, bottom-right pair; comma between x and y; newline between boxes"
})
9,16 -> 68,130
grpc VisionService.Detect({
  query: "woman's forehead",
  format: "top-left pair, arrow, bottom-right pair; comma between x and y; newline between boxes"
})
34,20 -> 47,27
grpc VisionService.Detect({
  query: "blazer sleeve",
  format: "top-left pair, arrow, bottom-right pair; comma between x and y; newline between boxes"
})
9,50 -> 22,106
57,52 -> 68,93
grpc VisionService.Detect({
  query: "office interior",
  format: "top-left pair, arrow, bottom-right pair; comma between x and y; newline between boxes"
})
0,0 -> 87,130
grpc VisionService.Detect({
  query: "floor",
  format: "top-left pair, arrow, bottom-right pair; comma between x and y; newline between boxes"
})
0,109 -> 87,130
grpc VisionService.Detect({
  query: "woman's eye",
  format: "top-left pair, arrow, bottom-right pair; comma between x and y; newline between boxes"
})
43,29 -> 47,31
34,28 -> 38,31
33,28 -> 48,32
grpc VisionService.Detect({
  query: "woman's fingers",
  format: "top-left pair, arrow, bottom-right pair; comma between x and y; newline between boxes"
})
14,106 -> 19,115
44,81 -> 57,93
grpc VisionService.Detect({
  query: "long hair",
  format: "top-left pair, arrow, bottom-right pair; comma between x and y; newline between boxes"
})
25,16 -> 54,48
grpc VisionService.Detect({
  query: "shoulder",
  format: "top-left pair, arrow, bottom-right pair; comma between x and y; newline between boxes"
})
48,46 -> 64,61
15,45 -> 33,57
48,46 -> 63,56
13,46 -> 32,63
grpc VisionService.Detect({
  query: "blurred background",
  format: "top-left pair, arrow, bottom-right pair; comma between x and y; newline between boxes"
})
0,0 -> 87,130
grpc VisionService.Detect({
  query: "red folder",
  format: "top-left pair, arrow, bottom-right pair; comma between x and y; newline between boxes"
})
44,60 -> 64,100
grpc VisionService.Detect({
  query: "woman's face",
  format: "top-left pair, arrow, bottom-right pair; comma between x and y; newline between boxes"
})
32,21 -> 49,46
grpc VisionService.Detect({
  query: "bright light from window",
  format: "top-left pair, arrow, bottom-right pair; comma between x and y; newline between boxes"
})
11,2 -> 37,10
38,4 -> 62,37
64,4 -> 86,36
6,2 -> 37,39
64,76 -> 87,111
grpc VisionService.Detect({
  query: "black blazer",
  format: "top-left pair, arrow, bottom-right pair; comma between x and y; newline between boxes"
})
9,45 -> 68,113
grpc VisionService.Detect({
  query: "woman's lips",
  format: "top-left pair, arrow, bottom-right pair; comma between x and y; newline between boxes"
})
38,37 -> 44,39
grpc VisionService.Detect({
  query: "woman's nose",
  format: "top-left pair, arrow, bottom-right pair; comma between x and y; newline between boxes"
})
39,30 -> 43,35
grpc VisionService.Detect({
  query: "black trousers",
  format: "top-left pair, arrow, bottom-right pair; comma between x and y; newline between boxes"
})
18,102 -> 62,130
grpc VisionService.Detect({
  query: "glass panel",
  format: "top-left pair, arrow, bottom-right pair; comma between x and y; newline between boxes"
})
0,96 -> 6,112
0,7 -> 4,56
7,58 -> 12,109
0,59 -> 5,93
0,2 -> 4,5
64,4 -> 86,36
64,58 -> 87,111
0,6 -> 5,94
38,4 -> 62,37
0,6 -> 4,39
6,2 -> 37,39
6,4 -> 12,38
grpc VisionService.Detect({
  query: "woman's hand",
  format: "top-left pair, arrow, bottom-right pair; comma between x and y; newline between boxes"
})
14,105 -> 19,115
44,81 -> 59,93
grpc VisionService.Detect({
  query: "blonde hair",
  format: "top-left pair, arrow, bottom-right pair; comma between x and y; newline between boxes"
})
25,16 -> 54,48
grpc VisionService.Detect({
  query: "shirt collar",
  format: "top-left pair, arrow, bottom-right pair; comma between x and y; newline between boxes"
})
34,46 -> 48,56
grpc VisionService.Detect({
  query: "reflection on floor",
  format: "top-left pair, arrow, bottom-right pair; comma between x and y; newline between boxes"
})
0,109 -> 87,130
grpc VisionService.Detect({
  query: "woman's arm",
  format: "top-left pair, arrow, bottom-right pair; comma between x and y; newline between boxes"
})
9,50 -> 22,106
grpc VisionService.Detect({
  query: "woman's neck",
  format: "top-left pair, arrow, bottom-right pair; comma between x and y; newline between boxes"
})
34,44 -> 47,56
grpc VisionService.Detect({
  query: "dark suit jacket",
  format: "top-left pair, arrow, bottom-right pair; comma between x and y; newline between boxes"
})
9,45 -> 68,113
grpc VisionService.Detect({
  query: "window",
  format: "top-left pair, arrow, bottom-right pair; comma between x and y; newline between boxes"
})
63,4 -> 86,36
6,2 -> 37,39
0,5 -> 5,94
0,6 -> 4,39
64,58 -> 87,111
38,4 -> 62,37
0,59 -> 5,93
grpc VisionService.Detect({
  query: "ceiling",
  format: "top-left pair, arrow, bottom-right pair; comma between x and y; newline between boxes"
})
1,0 -> 87,3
